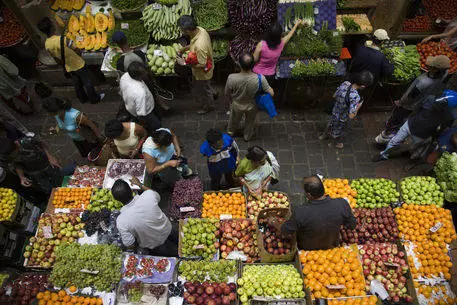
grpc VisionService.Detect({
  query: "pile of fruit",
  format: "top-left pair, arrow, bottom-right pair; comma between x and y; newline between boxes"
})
417,41 -> 457,74
180,218 -> 219,260
402,15 -> 432,32
327,297 -> 378,305
178,260 -> 236,283
351,178 -> 399,208
400,176 -> 444,206
258,212 -> 295,256
299,247 -> 366,298
192,0 -> 228,31
381,45 -> 421,82
237,264 -> 305,303
0,188 -> 18,221
36,290 -> 102,305
50,0 -> 85,11
183,282 -> 236,305
66,6 -> 114,52
404,241 -> 452,280
217,219 -> 259,262
202,192 -> 246,219
415,283 -> 457,304
323,178 -> 357,208
435,152 -> 457,202
68,166 -> 105,188
120,281 -> 143,302
0,7 -> 25,47
246,191 -> 290,219
423,0 -> 457,20
141,0 -> 192,41
88,189 -> 123,212
167,177 -> 203,219
291,59 -> 336,78
394,204 -> 456,243
341,207 -> 399,244
24,213 -> 84,268
51,243 -> 122,291
147,43 -> 181,75
359,243 -> 413,303
81,208 -> 111,236
0,273 -> 51,305
52,187 -> 92,210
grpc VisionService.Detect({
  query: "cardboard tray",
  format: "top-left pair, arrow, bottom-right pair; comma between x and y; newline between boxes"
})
202,191 -> 247,219
45,187 -> 90,214
178,218 -> 219,261
103,159 -> 146,190
0,194 -> 25,227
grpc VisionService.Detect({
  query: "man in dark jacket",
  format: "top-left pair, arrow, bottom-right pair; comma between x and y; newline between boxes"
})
268,175 -> 357,250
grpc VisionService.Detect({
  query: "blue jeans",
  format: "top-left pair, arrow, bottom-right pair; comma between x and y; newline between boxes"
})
380,121 -> 424,159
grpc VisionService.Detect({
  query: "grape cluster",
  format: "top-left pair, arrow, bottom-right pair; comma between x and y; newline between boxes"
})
168,282 -> 184,297
121,281 -> 143,302
149,285 -> 167,299
81,208 -> 111,236
50,244 -> 122,291
178,260 -> 236,283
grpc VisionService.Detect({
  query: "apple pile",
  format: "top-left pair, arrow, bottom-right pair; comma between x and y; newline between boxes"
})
247,191 -> 290,219
341,207 -> 399,244
400,176 -> 444,206
23,213 -> 84,268
181,218 -> 219,260
258,217 -> 294,256
359,243 -> 413,303
217,219 -> 259,262
351,178 -> 399,208
183,282 -> 237,305
0,273 -> 51,305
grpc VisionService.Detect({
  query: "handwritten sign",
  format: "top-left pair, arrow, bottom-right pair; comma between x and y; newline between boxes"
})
80,269 -> 99,275
152,3 -> 162,9
121,23 -> 129,30
220,214 -> 232,220
193,245 -> 205,250
430,222 -> 443,233
154,50 -> 163,56
384,262 -> 399,268
326,284 -> 345,290
43,226 -> 53,239
180,206 -> 196,213
76,35 -> 84,42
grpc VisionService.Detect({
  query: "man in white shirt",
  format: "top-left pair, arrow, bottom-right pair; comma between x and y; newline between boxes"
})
119,61 -> 161,134
112,177 -> 177,255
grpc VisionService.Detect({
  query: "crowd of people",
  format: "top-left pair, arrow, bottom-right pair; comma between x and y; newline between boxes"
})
0,14 -> 456,255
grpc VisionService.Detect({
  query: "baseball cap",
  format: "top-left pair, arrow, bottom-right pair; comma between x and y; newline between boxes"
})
426,55 -> 451,70
443,90 -> 457,108
111,31 -> 127,44
373,29 -> 389,40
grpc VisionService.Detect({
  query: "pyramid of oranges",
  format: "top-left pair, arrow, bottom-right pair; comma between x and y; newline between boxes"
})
36,290 -> 102,305
415,283 -> 457,304
323,179 -> 357,208
202,192 -> 246,219
52,188 -> 92,209
328,296 -> 378,305
394,204 -> 457,244
405,241 -> 453,280
299,247 -> 366,299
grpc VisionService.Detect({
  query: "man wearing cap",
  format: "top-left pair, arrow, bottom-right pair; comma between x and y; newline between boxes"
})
373,90 -> 457,162
375,55 -> 450,144
111,31 -> 147,73
349,29 -> 394,81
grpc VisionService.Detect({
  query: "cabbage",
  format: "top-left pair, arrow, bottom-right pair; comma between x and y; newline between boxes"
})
434,152 -> 457,202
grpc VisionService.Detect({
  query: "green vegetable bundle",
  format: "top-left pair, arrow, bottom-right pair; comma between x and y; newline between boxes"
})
284,3 -> 314,31
434,152 -> 457,202
342,16 -> 361,32
111,0 -> 146,11
192,0 -> 227,31
284,25 -> 341,58
381,45 -> 420,82
291,59 -> 336,78
108,19 -> 149,48
212,39 -> 229,61
141,0 -> 192,41
110,53 -> 121,69
51,243 -> 122,291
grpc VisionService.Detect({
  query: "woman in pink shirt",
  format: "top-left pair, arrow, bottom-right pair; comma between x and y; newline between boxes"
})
253,20 -> 302,82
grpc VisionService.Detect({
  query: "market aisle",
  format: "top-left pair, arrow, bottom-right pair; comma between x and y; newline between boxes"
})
8,84 -> 419,204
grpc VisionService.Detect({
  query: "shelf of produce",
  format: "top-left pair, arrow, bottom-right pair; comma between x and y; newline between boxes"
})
338,0 -> 378,9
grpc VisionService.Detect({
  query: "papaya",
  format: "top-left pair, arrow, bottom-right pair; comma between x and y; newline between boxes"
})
85,4 -> 91,15
94,12 -> 108,32
50,0 -> 61,11
85,13 -> 95,33
107,9 -> 115,31
100,31 -> 108,48
68,15 -> 79,33
65,0 -> 73,11
73,0 -> 85,10
79,14 -> 85,30
93,32 -> 101,51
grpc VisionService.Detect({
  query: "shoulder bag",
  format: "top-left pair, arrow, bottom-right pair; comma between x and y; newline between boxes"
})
255,74 -> 277,118
60,35 -> 72,79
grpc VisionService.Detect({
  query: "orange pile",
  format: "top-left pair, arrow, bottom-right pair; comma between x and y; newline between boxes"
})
415,283 -> 457,304
394,204 -> 456,243
299,247 -> 366,299
52,188 -> 92,209
328,296 -> 378,305
405,241 -> 452,280
36,290 -> 102,305
323,179 -> 357,208
202,192 -> 246,219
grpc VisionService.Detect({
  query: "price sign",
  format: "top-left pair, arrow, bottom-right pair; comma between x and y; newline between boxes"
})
99,221 -> 108,232
154,50 -> 163,56
314,7 -> 319,14
326,284 -> 345,290
80,269 -> 99,274
384,262 -> 399,268
288,63 -> 295,69
312,29 -> 318,35
193,244 -> 205,249
76,35 -> 84,42
121,23 -> 129,30
180,206 -> 196,213
370,280 -> 389,299
43,226 -> 53,239
220,214 -> 232,220
152,3 -> 162,9
333,31 -> 339,37
331,59 -> 338,64
430,222 -> 443,233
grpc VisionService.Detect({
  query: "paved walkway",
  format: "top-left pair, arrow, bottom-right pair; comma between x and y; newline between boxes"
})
4,84 -> 427,204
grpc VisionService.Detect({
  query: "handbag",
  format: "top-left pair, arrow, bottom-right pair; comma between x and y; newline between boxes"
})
60,35 -> 72,79
76,113 -> 100,144
255,74 -> 277,118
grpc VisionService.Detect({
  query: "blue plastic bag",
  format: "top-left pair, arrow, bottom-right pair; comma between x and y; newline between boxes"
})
255,74 -> 277,118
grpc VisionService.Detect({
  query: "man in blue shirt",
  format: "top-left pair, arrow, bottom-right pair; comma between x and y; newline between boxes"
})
200,129 -> 239,190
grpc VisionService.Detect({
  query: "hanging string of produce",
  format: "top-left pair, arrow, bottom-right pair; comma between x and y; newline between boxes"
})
227,0 -> 277,36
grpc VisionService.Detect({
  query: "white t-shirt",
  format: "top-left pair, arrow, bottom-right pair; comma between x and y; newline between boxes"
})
119,73 -> 155,117
116,190 -> 171,249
